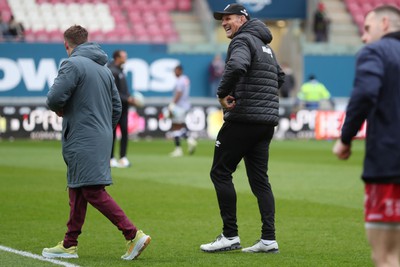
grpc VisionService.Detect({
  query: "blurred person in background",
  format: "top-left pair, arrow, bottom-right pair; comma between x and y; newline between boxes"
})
200,3 -> 284,253
7,15 -> 24,41
0,13 -> 9,41
108,49 -> 135,168
167,64 -> 197,157
297,74 -> 334,110
43,25 -> 150,260
333,5 -> 400,267
208,54 -> 225,97
279,62 -> 296,98
313,2 -> 330,42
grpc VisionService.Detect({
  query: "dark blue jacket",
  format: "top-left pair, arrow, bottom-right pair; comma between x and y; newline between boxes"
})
341,32 -> 400,183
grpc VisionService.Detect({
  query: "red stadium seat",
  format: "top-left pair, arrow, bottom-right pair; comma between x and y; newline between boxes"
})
151,35 -> 166,44
178,0 -> 191,11
127,11 -> 143,24
90,30 -> 105,42
164,0 -> 177,11
48,30 -> 63,42
157,11 -> 172,24
134,32 -> 152,43
147,24 -> 162,36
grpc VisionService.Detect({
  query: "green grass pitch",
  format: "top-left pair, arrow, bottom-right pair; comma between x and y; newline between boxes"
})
0,138 -> 372,266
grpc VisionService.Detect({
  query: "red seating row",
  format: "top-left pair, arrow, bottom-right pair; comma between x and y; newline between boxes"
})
24,29 -> 178,44
1,0 -> 191,44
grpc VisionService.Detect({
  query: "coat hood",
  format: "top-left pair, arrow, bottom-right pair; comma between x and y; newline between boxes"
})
236,19 -> 272,44
70,42 -> 108,65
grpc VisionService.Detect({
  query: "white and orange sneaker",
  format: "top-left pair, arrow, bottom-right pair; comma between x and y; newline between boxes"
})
121,230 -> 151,260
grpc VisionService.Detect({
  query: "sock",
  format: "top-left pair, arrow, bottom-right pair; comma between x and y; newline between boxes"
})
174,136 -> 181,147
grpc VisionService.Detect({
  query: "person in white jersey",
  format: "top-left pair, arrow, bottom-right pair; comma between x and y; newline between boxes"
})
168,65 -> 197,157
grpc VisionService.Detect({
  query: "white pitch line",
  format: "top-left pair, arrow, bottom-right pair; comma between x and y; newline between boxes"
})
0,245 -> 81,267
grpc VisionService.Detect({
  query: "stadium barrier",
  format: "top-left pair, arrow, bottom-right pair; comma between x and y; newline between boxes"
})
0,98 -> 365,141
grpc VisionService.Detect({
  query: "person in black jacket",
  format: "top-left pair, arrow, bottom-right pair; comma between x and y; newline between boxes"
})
200,3 -> 285,253
333,5 -> 400,267
313,2 -> 330,42
108,50 -> 135,168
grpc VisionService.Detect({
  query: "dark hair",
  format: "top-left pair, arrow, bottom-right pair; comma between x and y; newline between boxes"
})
175,65 -> 183,71
64,25 -> 88,47
112,50 -> 124,60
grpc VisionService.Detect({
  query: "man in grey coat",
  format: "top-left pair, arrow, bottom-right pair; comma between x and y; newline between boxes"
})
42,25 -> 150,260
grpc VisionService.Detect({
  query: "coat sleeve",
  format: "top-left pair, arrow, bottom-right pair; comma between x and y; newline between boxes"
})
275,60 -> 285,89
47,60 -> 79,112
341,46 -> 383,144
111,81 -> 122,130
217,37 -> 251,98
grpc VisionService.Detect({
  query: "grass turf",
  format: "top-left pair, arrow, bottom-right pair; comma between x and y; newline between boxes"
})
0,138 -> 372,266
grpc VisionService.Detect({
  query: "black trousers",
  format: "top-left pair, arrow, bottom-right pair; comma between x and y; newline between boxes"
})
210,121 -> 276,240
111,107 -> 128,158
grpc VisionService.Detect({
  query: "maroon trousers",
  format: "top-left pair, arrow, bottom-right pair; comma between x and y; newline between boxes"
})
63,185 -> 137,248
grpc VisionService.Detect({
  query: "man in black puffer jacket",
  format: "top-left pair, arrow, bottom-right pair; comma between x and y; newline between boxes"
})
200,4 -> 285,253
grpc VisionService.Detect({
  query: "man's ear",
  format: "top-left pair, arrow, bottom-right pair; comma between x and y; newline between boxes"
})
382,16 -> 390,32
241,15 -> 247,24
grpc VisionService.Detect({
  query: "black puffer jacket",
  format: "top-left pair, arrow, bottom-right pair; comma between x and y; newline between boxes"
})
217,19 -> 285,125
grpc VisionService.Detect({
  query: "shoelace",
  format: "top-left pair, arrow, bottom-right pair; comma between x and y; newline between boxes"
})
211,234 -> 224,244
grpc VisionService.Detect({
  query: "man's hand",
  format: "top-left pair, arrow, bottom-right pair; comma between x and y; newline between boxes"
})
127,96 -> 136,106
333,139 -> 351,160
218,95 -> 236,110
55,109 -> 64,117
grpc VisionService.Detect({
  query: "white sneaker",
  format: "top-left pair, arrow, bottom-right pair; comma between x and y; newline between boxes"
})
242,240 -> 279,253
110,158 -> 119,168
169,147 -> 183,157
187,137 -> 197,155
119,157 -> 131,168
200,234 -> 241,252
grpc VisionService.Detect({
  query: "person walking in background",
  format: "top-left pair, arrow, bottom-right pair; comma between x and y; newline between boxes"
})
167,64 -> 197,157
333,5 -> 400,267
200,4 -> 284,253
108,50 -> 135,168
6,15 -> 24,41
43,25 -> 150,260
279,62 -> 296,98
0,13 -> 9,41
208,54 -> 225,97
313,2 -> 330,42
297,74 -> 334,110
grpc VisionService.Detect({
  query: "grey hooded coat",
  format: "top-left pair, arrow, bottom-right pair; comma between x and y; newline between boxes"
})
47,42 -> 122,188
